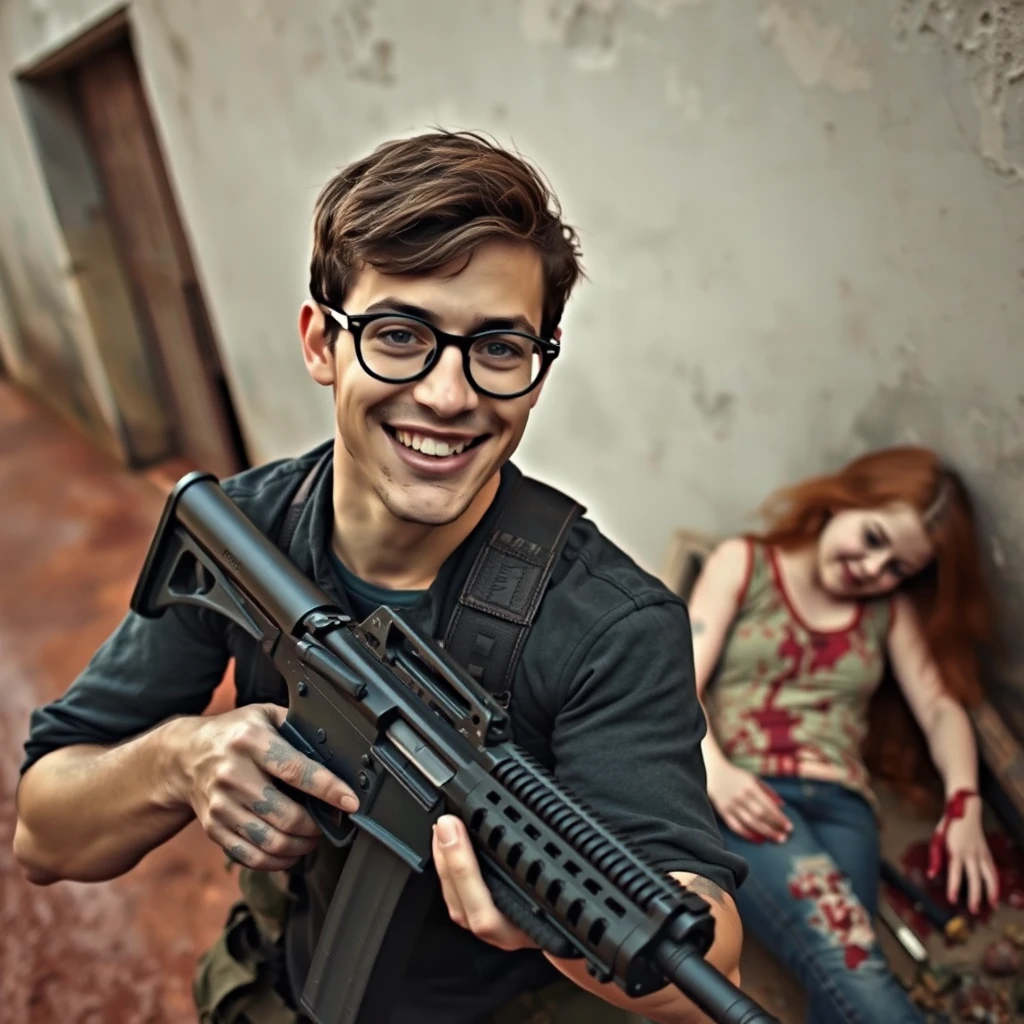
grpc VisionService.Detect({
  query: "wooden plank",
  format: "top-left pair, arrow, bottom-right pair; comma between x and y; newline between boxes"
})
73,41 -> 242,478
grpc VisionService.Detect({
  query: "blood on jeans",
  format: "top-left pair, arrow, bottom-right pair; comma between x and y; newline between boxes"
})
787,854 -> 876,970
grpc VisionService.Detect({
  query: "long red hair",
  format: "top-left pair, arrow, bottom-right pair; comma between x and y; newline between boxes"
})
751,446 -> 997,807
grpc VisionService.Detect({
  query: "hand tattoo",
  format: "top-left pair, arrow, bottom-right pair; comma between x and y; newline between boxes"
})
263,739 -> 319,791
252,784 -> 284,818
686,876 -> 726,907
263,738 -> 296,770
226,844 -> 249,866
239,820 -> 271,849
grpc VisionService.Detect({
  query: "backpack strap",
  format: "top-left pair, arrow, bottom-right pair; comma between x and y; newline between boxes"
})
276,449 -> 584,702
277,448 -> 332,551
443,476 -> 585,701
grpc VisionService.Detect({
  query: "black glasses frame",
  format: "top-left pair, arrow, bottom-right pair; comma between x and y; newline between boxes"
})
321,305 -> 560,400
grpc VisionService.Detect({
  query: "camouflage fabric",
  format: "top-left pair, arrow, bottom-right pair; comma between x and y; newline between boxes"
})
192,899 -> 294,1024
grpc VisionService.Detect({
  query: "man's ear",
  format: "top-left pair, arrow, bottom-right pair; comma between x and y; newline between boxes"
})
299,301 -> 336,386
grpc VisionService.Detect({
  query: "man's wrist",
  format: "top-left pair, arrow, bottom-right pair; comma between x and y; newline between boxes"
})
153,715 -> 201,812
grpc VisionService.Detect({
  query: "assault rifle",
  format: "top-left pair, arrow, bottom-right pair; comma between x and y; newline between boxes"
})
131,472 -> 778,1024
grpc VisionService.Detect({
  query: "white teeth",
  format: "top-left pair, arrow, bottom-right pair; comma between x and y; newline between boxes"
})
394,430 -> 470,457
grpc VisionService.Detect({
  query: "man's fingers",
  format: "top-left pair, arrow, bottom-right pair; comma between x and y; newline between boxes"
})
249,704 -> 359,813
231,811 -> 320,860
259,703 -> 288,729
432,816 -> 523,949
208,822 -> 303,872
203,784 -> 321,858
433,818 -> 471,929
259,735 -> 359,813
249,782 -> 322,838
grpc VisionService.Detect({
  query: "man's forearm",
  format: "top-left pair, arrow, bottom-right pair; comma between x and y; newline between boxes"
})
545,872 -> 744,1024
14,717 -> 196,884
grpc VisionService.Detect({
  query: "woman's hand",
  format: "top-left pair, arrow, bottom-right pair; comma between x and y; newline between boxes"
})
928,791 -> 999,914
706,756 -> 792,844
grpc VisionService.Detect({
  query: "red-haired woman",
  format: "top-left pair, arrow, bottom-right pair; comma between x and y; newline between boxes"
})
689,446 -> 999,1023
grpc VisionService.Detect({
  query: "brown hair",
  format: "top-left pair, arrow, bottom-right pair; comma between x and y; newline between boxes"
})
309,129 -> 584,338
753,445 -> 997,806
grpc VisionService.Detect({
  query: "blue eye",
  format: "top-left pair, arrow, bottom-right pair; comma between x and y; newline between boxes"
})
380,329 -> 415,345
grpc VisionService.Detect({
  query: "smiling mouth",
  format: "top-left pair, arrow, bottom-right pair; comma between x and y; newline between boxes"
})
383,425 -> 489,458
841,564 -> 863,587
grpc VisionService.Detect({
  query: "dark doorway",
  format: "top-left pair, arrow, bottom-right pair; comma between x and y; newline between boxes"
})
70,38 -> 248,477
18,16 -> 248,478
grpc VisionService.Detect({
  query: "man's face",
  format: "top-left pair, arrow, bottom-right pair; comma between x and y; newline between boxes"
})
301,239 -> 548,526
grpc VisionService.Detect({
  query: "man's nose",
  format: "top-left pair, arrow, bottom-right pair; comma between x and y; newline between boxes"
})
411,346 -> 479,418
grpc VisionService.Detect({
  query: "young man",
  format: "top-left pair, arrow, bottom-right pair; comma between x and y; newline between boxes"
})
15,130 -> 747,1024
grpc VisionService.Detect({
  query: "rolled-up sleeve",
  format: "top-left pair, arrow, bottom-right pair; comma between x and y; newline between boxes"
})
20,604 -> 229,774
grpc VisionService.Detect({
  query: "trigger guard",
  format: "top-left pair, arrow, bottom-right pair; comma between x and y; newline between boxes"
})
308,797 -> 358,848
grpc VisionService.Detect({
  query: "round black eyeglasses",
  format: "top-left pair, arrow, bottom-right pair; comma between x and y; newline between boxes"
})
322,305 -> 560,399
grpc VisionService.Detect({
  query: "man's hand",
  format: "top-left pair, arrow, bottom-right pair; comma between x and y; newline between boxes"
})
432,814 -> 743,1024
432,814 -> 537,951
171,703 -> 361,870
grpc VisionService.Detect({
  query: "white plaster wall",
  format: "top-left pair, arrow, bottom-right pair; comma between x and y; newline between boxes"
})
2,0 -> 1023,712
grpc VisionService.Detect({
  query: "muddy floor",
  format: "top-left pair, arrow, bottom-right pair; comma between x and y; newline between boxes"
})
0,383 -> 237,1023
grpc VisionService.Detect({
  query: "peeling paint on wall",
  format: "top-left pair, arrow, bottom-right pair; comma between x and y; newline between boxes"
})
631,0 -> 707,16
519,0 -> 705,71
520,0 -> 624,71
757,1 -> 874,93
669,359 -> 737,442
894,1 -> 1024,182
331,0 -> 394,85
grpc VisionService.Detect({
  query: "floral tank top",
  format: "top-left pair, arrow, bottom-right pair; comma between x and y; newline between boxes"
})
703,540 -> 893,809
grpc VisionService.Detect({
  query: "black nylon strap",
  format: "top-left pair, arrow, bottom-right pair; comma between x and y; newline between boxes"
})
278,448 -> 332,552
443,477 -> 584,701
278,451 -> 584,703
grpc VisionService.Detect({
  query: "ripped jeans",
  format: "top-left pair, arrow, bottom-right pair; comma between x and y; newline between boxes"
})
719,777 -> 923,1024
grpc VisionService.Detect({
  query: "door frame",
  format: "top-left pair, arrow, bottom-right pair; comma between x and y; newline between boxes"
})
15,8 -> 249,476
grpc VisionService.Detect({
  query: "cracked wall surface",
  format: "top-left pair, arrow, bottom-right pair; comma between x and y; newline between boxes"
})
894,0 -> 1024,181
0,0 -> 1022,725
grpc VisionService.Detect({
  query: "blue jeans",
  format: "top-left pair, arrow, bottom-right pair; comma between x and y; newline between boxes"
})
720,778 -> 923,1024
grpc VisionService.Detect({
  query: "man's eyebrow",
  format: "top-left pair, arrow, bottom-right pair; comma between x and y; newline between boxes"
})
362,297 -> 541,337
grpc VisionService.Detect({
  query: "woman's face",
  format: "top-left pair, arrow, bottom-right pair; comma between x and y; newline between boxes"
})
816,502 -> 935,599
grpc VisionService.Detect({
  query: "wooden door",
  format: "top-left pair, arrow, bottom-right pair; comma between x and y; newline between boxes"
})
72,40 -> 246,478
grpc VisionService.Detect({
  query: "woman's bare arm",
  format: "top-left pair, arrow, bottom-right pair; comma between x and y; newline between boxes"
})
887,593 -> 998,910
686,538 -> 750,760
687,539 -> 792,842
